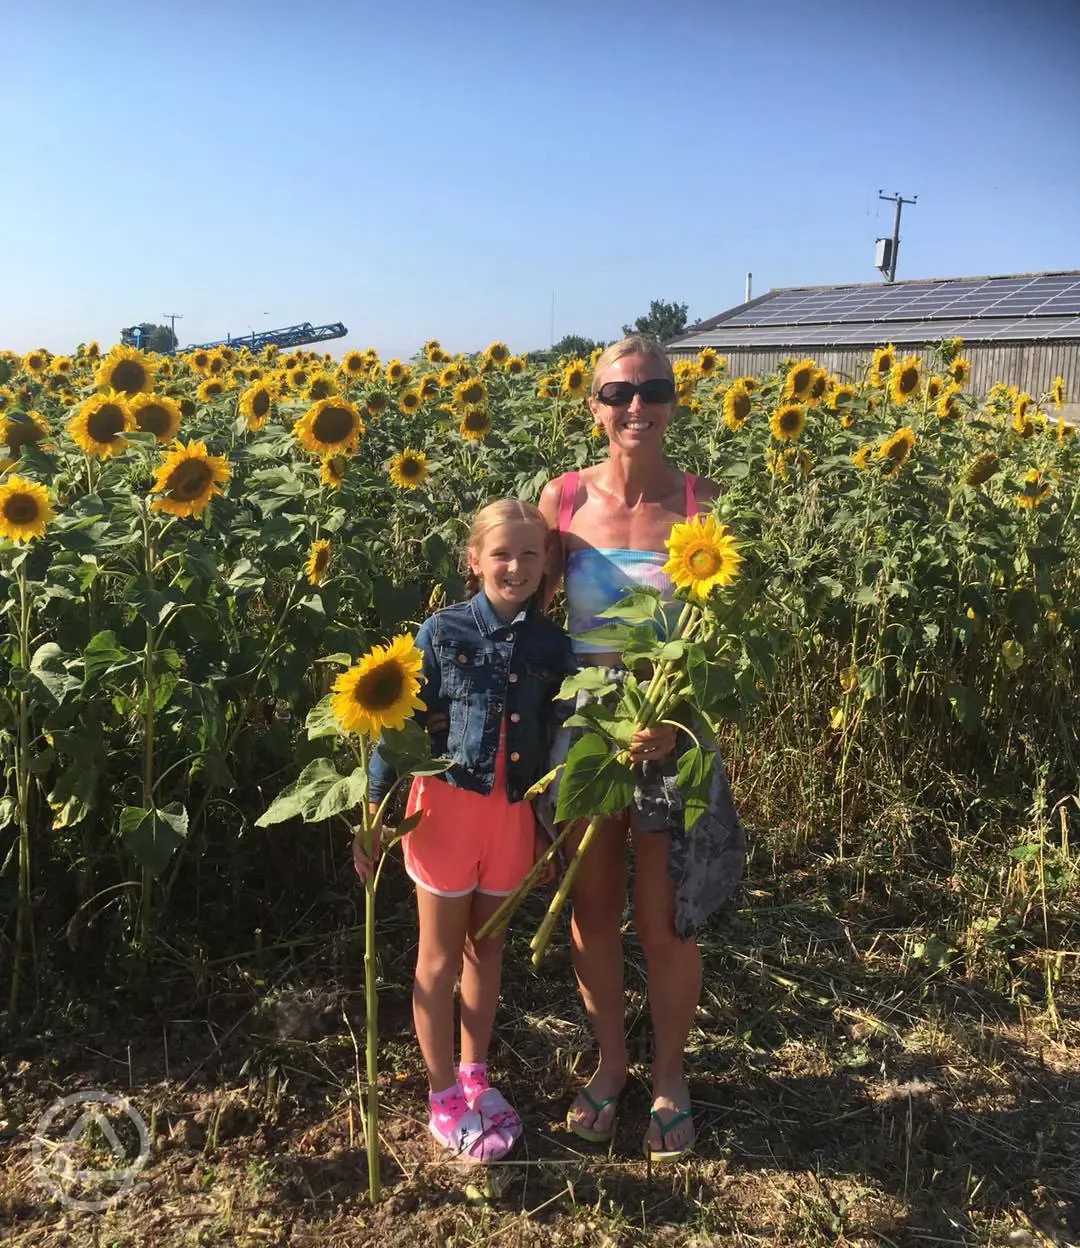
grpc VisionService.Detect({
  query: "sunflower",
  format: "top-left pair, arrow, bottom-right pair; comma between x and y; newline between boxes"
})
484,342 -> 510,366
673,359 -> 697,396
365,390 -> 390,418
830,382 -> 856,407
879,426 -> 916,471
423,339 -> 443,360
505,355 -> 528,377
22,349 -> 49,376
1057,416 -> 1076,445
218,346 -> 237,365
926,375 -> 945,402
50,355 -> 74,376
294,398 -> 364,455
341,350 -> 368,378
538,375 -> 560,401
149,439 -> 231,518
385,358 -> 408,386
321,453 -> 349,488
96,344 -> 155,396
388,448 -> 429,489
284,365 -> 309,392
697,348 -> 724,377
68,390 -> 134,458
459,409 -> 492,440
1050,376 -> 1066,410
197,377 -> 228,403
889,356 -> 922,404
305,372 -> 339,401
949,357 -> 971,387
398,388 -> 422,415
561,359 -> 588,398
963,452 -> 1000,486
231,367 -> 248,385
0,386 -> 14,415
2,410 -> 49,454
871,344 -> 896,387
852,445 -> 874,469
937,384 -> 964,421
332,634 -> 426,737
84,341 -> 101,360
240,381 -> 276,431
1016,468 -> 1051,509
281,353 -> 301,371
186,349 -> 210,373
0,474 -> 55,542
806,369 -> 831,406
770,403 -> 805,442
305,538 -> 332,586
662,513 -> 743,599
723,383 -> 752,431
418,375 -> 440,401
1013,392 -> 1034,425
129,393 -> 183,443
783,358 -> 817,402
453,377 -> 488,411
439,365 -> 460,389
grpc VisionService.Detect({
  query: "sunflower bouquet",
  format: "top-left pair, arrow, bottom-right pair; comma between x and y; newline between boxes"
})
478,513 -> 745,965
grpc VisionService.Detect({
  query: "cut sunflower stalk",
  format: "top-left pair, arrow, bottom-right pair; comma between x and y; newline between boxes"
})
481,514 -> 745,969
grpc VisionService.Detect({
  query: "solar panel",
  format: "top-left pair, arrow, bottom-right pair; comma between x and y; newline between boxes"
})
713,273 -> 1080,333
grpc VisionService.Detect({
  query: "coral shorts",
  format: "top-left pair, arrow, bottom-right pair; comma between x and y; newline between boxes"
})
402,738 -> 536,898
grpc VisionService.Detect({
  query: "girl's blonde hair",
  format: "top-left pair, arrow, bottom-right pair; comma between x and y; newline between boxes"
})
464,499 -> 549,599
590,334 -> 674,395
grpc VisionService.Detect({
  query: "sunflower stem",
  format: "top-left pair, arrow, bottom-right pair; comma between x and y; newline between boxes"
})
357,733 -> 381,1204
8,563 -> 34,1015
529,815 -> 604,969
139,502 -> 157,946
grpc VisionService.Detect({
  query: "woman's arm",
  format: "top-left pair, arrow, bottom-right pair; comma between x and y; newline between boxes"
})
537,477 -> 567,611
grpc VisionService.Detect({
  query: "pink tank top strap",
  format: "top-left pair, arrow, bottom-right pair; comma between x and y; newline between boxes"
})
557,471 -> 580,533
684,472 -> 699,518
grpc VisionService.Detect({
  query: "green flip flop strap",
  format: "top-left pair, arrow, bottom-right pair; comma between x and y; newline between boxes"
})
579,1087 -> 620,1120
649,1107 -> 693,1150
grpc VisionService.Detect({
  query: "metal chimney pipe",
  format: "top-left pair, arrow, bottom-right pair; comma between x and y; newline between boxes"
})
745,272 -> 753,302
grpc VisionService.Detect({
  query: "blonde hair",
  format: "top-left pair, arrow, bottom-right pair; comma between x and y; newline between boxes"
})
464,499 -> 549,599
590,334 -> 674,395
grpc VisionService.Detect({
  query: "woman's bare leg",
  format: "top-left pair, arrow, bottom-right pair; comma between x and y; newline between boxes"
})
633,830 -> 700,1152
566,815 -> 630,1132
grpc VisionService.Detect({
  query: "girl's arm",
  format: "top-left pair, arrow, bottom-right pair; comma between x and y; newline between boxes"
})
367,614 -> 440,805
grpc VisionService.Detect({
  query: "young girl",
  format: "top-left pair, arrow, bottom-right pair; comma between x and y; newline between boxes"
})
360,500 -> 572,1162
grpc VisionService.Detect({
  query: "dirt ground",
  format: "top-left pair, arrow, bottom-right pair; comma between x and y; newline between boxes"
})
2,868 -> 1078,1247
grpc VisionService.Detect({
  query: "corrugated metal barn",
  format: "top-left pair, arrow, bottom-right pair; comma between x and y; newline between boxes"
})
668,271 -> 1080,418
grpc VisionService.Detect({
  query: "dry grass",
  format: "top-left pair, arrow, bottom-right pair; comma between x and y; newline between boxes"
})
2,835 -> 1078,1248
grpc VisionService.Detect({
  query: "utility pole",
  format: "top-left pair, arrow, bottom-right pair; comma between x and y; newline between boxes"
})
162,312 -> 183,347
875,191 -> 917,283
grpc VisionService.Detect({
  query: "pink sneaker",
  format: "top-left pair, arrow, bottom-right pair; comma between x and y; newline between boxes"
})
459,1071 -> 522,1147
428,1088 -> 512,1163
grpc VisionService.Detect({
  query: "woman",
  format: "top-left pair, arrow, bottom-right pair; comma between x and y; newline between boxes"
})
538,334 -> 745,1161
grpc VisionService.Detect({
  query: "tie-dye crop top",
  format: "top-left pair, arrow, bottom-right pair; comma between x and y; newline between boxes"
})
557,471 -> 699,655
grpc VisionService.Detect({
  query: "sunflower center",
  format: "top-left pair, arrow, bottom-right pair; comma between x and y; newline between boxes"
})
312,406 -> 356,444
792,367 -> 812,392
3,493 -> 38,524
688,547 -> 721,577
110,361 -> 147,394
401,457 -> 423,478
354,662 -> 405,712
368,393 -> 388,412
732,392 -> 751,422
464,410 -> 488,432
135,404 -> 172,435
167,460 -> 214,500
252,390 -> 271,417
462,383 -> 484,405
87,404 -> 127,442
899,368 -> 918,394
780,410 -> 801,433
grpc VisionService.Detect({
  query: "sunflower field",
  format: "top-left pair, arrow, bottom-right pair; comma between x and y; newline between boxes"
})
0,335 -> 1077,1013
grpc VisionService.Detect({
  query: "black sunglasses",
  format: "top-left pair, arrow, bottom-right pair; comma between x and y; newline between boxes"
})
594,378 -> 676,407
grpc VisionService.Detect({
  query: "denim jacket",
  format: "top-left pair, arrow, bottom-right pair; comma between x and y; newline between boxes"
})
367,592 -> 573,806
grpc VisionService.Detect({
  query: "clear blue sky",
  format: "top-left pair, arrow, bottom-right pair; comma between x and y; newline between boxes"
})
3,0 -> 1078,357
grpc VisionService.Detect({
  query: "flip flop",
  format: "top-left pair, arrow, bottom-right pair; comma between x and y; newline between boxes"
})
566,1086 -> 623,1144
643,1106 -> 695,1162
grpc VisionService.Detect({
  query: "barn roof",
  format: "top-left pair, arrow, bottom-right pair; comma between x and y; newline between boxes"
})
669,271 -> 1080,351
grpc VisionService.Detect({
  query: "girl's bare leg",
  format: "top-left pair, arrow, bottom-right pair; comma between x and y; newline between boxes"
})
413,888 -> 472,1092
460,891 -> 509,1064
